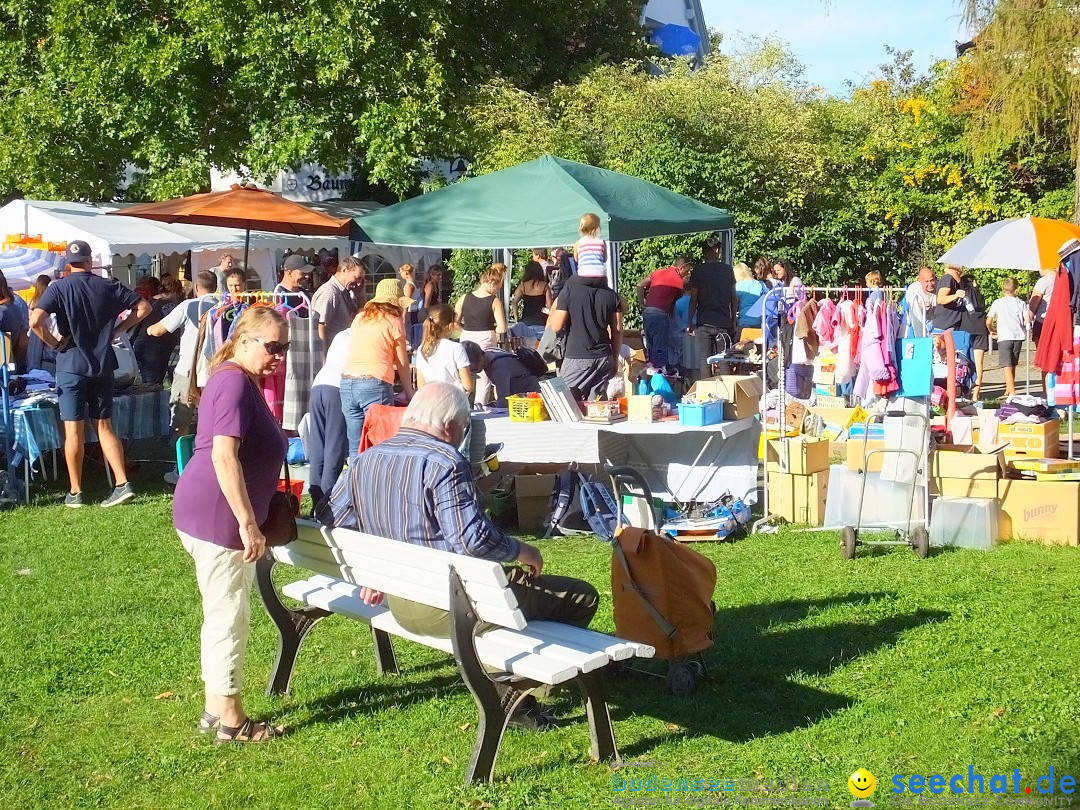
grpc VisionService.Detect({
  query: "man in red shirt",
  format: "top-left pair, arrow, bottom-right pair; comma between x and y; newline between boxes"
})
637,257 -> 691,369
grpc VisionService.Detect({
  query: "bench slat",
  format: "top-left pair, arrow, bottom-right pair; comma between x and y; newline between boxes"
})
275,543 -> 527,630
526,621 -> 656,660
304,522 -> 511,588
287,582 -> 579,685
478,628 -> 610,673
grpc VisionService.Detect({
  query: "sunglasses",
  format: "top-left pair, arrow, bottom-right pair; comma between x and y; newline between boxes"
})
249,336 -> 291,356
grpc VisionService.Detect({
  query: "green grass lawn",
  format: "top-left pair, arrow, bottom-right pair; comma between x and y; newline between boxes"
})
2,459 -> 1080,809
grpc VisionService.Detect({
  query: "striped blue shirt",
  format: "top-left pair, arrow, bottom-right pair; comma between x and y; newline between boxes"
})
323,428 -> 520,563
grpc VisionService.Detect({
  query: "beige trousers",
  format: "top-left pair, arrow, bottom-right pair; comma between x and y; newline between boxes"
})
179,531 -> 255,696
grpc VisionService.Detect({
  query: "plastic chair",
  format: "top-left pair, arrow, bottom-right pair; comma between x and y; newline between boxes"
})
176,434 -> 194,474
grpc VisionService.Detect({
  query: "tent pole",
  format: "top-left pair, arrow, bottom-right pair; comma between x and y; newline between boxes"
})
243,228 -> 251,275
607,242 -> 620,292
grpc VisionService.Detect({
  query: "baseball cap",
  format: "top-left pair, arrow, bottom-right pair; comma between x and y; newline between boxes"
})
1058,238 -> 1080,260
66,240 -> 93,265
282,254 -> 314,273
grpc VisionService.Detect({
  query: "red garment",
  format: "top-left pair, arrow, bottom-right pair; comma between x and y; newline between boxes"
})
1034,266 -> 1073,374
358,404 -> 406,452
644,266 -> 686,313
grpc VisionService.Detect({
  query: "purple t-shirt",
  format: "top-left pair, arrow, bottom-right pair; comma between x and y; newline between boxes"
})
173,362 -> 288,549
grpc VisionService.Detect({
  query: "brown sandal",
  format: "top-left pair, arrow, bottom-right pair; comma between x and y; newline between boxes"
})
215,718 -> 282,744
197,712 -> 219,735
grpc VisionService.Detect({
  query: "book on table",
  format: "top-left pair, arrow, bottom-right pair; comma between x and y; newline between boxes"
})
539,378 -> 582,422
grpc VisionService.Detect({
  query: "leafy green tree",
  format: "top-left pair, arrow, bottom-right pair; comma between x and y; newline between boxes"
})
0,0 -> 647,201
960,0 -> 1080,222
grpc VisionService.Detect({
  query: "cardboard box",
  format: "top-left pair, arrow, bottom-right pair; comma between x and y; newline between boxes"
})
689,374 -> 763,420
931,446 -> 1004,480
998,479 -> 1080,545
998,420 -> 1061,458
515,473 -> 556,533
767,436 -> 830,475
627,394 -> 657,423
846,440 -> 886,473
937,478 -> 999,499
768,469 -> 829,525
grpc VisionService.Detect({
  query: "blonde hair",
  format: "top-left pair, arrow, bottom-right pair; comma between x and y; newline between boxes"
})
399,263 -> 414,280
1002,277 -> 1018,293
360,300 -> 403,322
480,264 -> 506,286
579,212 -> 601,237
420,303 -> 455,360
865,270 -> 883,287
733,262 -> 753,282
209,306 -> 287,372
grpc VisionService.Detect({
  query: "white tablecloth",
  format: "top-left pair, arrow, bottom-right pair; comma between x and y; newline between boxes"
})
478,414 -> 761,503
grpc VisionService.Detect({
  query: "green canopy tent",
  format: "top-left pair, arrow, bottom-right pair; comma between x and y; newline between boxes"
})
353,154 -> 734,249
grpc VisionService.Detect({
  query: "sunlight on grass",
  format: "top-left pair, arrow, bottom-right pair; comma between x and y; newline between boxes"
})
2,472 -> 1079,809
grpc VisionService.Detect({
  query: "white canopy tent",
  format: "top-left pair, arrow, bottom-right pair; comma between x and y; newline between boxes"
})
0,199 -> 349,289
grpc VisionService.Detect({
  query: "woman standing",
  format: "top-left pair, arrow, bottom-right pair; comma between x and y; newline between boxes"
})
456,264 -> 507,404
423,264 -> 446,310
26,275 -> 56,374
133,276 -> 185,384
399,263 -> 424,348
415,304 -> 473,395
734,262 -> 768,334
509,261 -> 551,343
340,278 -> 415,461
173,306 -> 290,743
960,275 -> 990,400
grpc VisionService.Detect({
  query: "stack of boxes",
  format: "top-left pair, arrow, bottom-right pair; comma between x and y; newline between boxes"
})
766,436 -> 830,525
930,446 -> 1080,546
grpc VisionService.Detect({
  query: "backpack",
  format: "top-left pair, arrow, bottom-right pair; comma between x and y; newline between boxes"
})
545,463 -> 621,540
514,346 -> 549,377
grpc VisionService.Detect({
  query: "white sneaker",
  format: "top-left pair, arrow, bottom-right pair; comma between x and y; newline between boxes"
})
163,468 -> 180,485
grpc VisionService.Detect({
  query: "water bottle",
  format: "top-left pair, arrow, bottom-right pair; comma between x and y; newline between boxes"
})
962,293 -> 975,314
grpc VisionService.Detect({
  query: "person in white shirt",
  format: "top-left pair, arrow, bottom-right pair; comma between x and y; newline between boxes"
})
1027,266 -> 1055,343
415,304 -> 474,397
986,277 -> 1030,397
903,266 -> 937,337
307,327 -> 351,512
148,271 -> 218,431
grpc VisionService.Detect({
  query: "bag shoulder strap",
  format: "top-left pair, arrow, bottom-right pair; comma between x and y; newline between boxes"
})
612,540 -> 678,639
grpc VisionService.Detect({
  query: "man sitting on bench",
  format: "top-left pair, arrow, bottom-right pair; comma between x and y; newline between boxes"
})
322,382 -> 598,729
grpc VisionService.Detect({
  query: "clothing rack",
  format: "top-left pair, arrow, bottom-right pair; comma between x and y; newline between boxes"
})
754,284 -> 885,531
210,290 -> 318,429
0,335 -> 17,506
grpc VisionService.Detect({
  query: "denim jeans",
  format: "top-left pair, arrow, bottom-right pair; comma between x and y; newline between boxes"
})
643,307 -> 672,367
339,376 -> 394,462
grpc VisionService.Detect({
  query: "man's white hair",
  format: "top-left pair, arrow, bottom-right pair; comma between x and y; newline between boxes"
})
403,382 -> 470,432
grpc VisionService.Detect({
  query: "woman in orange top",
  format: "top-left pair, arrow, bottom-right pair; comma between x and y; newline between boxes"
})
340,278 -> 415,461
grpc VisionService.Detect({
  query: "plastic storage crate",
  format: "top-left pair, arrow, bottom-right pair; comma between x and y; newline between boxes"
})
507,395 -> 549,423
930,497 -> 998,550
678,399 -> 726,426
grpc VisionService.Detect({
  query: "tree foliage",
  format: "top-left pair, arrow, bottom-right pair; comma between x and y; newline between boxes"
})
961,0 -> 1080,221
452,41 -> 1073,314
0,0 -> 647,201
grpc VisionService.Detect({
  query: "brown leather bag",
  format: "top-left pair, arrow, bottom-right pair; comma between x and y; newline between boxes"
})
611,526 -> 717,660
261,464 -> 298,547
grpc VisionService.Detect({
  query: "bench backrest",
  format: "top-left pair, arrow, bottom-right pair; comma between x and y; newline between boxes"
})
275,520 -> 528,630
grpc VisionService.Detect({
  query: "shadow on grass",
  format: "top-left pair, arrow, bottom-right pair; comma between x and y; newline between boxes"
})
295,671 -> 465,729
609,593 -> 949,751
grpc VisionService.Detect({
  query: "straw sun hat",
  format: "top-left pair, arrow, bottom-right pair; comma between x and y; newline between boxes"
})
370,277 -> 414,309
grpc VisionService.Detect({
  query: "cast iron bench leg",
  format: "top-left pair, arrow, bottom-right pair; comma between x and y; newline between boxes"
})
371,627 -> 398,676
577,670 -> 620,763
256,552 -> 330,696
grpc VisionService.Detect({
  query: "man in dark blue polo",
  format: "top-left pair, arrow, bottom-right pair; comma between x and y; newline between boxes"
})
29,241 -> 152,507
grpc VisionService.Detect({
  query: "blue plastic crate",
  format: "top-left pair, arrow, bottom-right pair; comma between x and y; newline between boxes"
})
678,399 -> 726,426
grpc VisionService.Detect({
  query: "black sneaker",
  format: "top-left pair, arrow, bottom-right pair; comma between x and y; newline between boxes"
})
101,483 -> 135,507
506,695 -> 559,732
64,492 -> 83,509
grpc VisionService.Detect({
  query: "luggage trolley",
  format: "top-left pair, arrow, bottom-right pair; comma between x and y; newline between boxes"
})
603,463 -> 712,696
841,409 -> 931,560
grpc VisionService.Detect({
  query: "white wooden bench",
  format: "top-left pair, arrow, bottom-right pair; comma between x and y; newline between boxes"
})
256,519 -> 654,783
